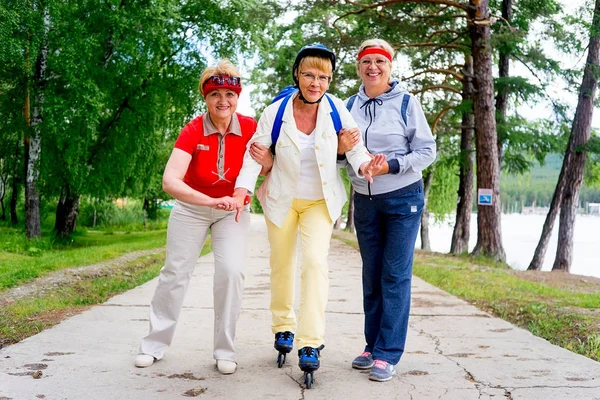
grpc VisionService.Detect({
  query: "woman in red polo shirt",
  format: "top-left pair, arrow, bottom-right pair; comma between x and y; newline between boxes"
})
134,59 -> 262,375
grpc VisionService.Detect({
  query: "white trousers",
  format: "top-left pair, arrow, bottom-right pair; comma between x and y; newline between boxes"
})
139,200 -> 249,362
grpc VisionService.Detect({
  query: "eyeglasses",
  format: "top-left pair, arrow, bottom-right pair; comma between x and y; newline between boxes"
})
205,75 -> 241,87
359,58 -> 388,67
300,72 -> 330,84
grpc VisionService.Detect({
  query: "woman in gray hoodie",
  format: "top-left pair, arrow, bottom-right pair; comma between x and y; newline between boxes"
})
339,38 -> 436,382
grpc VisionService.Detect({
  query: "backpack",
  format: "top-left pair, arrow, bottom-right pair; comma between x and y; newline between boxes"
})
270,86 -> 342,152
346,93 -> 411,125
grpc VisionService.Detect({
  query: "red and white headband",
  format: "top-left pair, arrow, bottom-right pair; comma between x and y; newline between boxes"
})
202,75 -> 242,97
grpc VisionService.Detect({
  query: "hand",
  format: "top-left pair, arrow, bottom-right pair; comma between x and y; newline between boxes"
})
337,128 -> 360,155
359,154 -> 386,184
214,196 -> 237,211
250,142 -> 273,171
232,188 -> 249,222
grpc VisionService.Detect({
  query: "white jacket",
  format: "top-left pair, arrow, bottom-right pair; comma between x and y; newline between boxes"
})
235,92 -> 370,228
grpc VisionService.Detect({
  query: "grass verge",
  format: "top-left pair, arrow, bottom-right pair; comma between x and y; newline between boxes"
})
333,230 -> 600,362
0,240 -> 212,348
0,229 -> 167,290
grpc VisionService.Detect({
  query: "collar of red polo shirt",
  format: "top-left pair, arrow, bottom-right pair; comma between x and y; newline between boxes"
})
202,75 -> 242,97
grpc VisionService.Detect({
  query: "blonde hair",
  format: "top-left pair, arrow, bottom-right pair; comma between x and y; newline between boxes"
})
198,59 -> 241,93
296,56 -> 333,78
356,39 -> 394,77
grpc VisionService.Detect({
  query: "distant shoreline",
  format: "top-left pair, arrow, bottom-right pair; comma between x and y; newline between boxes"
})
416,213 -> 600,278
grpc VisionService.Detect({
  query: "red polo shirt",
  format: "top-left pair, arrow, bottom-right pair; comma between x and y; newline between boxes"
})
174,113 -> 257,198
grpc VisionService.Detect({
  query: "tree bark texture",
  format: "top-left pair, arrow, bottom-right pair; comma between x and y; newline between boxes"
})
54,186 -> 80,237
451,58 -> 475,254
10,171 -> 19,225
420,168 -> 434,251
469,0 -> 506,262
552,0 -> 600,272
0,172 -> 6,221
495,0 -> 512,167
25,3 -> 49,239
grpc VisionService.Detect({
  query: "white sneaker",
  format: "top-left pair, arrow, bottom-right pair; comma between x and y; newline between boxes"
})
216,360 -> 237,374
135,354 -> 155,368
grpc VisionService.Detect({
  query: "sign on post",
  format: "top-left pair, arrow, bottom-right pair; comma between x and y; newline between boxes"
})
478,189 -> 493,206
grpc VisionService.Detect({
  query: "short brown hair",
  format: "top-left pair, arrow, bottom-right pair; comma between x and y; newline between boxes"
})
296,56 -> 333,79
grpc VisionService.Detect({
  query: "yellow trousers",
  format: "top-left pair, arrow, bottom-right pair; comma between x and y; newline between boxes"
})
265,198 -> 333,349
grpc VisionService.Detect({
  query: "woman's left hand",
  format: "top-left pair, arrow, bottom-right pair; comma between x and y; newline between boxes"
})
359,154 -> 387,183
250,142 -> 273,174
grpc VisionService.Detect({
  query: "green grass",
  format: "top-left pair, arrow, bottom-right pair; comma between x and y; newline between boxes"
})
332,230 -> 600,362
0,229 -> 167,290
0,240 -> 213,347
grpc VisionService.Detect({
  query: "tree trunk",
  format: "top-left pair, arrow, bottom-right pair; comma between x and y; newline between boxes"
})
0,166 -> 6,221
345,185 -> 355,234
25,3 -> 49,239
333,216 -> 344,229
10,171 -> 19,225
469,0 -> 505,262
451,57 -> 475,255
552,0 -> 600,272
54,186 -> 80,237
420,168 -> 434,251
527,159 -> 568,270
495,0 -> 512,168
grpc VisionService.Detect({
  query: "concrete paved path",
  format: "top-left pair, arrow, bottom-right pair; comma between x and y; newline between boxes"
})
1,214 -> 599,399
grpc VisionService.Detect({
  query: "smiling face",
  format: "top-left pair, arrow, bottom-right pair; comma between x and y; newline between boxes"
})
205,88 -> 238,123
358,51 -> 391,89
297,67 -> 330,103
294,56 -> 332,103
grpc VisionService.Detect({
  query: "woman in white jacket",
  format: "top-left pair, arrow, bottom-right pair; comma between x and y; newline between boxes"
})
234,44 -> 384,379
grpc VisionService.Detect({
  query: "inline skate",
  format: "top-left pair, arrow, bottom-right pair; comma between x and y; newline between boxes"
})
298,345 -> 324,389
274,331 -> 294,368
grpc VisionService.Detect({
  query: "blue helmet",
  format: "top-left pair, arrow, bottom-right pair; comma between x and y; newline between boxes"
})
292,43 -> 336,85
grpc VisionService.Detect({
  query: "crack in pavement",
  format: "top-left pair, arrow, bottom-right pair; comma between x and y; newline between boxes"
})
418,329 -> 499,399
408,382 -> 416,400
285,369 -> 306,400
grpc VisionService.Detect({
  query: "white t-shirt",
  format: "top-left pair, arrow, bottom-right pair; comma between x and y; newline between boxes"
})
295,129 -> 324,200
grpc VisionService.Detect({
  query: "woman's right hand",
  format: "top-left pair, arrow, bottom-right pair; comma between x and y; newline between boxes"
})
337,128 -> 360,155
214,196 -> 238,211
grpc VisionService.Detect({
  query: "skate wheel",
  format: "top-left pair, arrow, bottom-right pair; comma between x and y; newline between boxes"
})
277,352 -> 286,368
304,372 -> 313,389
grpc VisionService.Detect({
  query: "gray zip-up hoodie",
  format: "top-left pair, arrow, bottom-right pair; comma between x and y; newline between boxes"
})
345,81 -> 436,196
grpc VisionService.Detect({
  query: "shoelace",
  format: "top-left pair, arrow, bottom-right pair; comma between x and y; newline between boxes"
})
301,347 -> 316,358
280,332 -> 293,341
373,360 -> 389,369
360,351 -> 371,358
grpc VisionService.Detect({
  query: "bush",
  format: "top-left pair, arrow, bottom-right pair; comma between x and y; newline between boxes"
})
79,200 -> 145,228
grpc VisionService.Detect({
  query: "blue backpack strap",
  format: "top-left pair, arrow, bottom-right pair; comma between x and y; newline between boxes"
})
271,90 -> 296,147
272,85 -> 297,104
346,94 -> 357,112
400,93 -> 410,125
325,94 -> 342,134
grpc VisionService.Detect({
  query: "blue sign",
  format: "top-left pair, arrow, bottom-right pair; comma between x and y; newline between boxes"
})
478,189 -> 493,206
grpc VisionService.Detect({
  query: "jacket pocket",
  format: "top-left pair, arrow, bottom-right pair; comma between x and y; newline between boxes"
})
266,182 -> 281,200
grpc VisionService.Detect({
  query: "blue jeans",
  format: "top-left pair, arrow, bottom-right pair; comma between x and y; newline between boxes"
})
353,181 -> 424,365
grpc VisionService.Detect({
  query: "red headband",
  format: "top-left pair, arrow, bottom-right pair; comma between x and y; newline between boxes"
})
357,48 -> 392,62
202,75 -> 242,97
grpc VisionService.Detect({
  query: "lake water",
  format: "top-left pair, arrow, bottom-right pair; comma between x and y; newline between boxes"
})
415,213 -> 600,278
